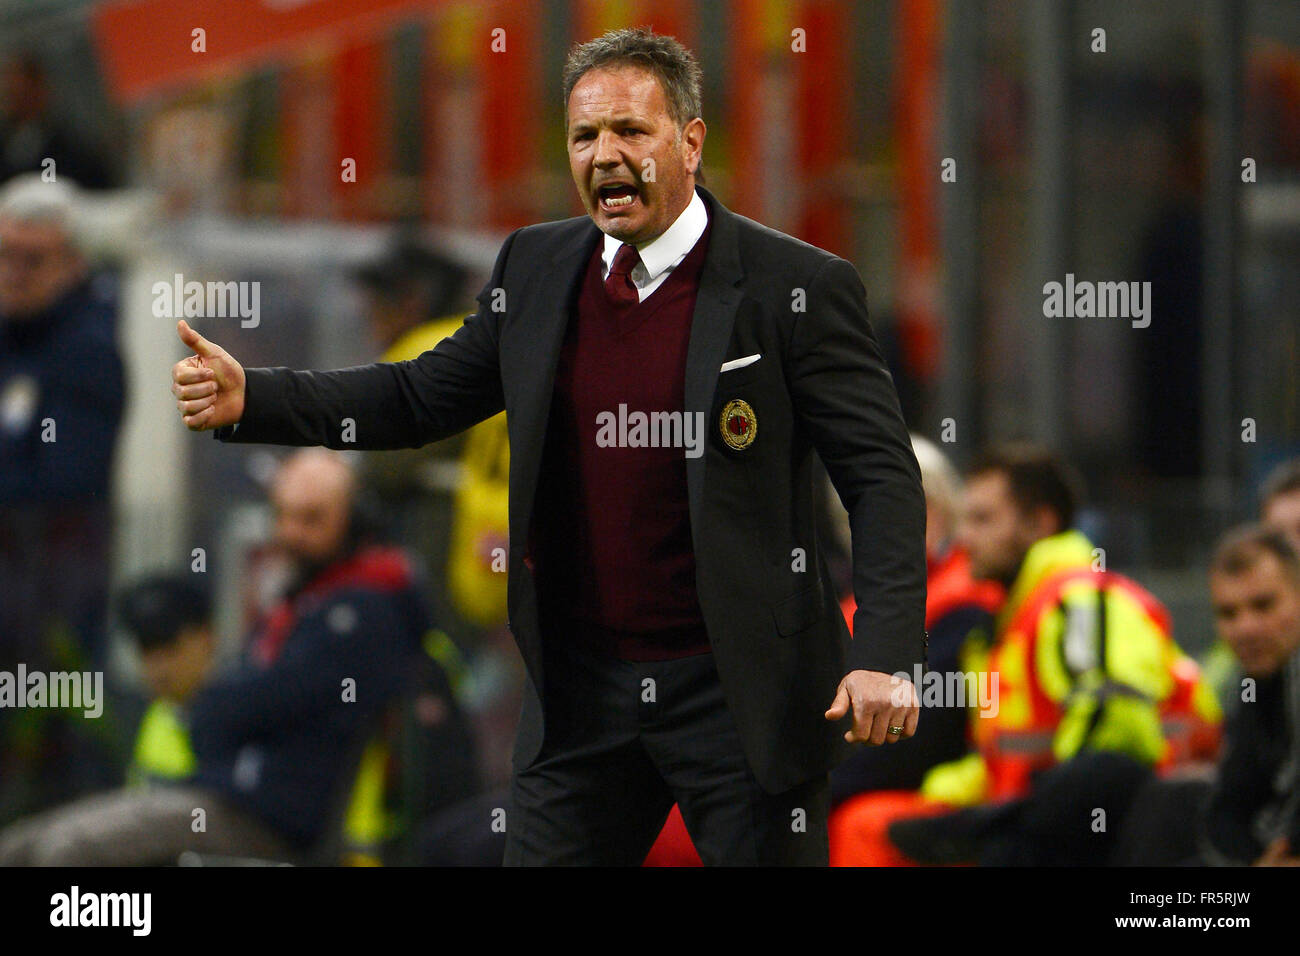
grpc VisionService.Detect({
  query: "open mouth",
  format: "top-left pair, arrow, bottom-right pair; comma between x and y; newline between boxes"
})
597,182 -> 640,212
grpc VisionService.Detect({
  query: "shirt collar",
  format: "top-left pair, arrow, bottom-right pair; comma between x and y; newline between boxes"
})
602,188 -> 708,284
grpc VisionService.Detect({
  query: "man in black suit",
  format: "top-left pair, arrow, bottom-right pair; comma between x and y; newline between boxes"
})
171,28 -> 926,865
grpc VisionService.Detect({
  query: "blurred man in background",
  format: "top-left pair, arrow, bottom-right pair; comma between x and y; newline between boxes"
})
0,174 -> 123,667
116,575 -> 215,787
353,233 -> 477,546
0,450 -> 435,864
874,444 -> 1218,865
0,173 -> 125,819
355,233 -> 472,359
1199,525 -> 1300,866
1192,458 -> 1300,713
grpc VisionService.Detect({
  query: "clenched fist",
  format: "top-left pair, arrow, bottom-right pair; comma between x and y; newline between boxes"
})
171,320 -> 246,431
825,669 -> 919,745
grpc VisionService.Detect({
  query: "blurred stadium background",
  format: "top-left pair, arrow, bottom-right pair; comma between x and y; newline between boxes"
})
0,0 -> 1297,859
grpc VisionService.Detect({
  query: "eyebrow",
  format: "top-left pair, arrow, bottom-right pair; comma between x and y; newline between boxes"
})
568,116 -> 648,134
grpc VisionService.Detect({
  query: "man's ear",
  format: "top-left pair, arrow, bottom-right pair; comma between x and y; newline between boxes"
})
683,117 -> 706,170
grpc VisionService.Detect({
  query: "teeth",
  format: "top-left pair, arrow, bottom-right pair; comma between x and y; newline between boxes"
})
603,194 -> 635,207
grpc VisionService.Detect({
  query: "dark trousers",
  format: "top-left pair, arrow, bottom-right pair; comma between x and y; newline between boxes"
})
503,635 -> 829,866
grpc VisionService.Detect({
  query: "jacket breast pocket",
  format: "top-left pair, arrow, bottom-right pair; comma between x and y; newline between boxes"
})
771,583 -> 825,637
716,357 -> 763,389
710,365 -> 765,462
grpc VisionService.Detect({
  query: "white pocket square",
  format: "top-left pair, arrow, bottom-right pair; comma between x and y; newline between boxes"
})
719,354 -> 761,373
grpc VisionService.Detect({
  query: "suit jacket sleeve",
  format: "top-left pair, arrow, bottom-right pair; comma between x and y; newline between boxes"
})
787,256 -> 927,679
214,230 -> 517,450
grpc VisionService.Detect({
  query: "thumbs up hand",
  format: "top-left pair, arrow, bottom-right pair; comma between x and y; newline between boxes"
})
171,320 -> 246,431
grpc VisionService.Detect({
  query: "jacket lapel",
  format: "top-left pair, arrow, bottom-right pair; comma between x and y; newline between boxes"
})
684,186 -> 747,521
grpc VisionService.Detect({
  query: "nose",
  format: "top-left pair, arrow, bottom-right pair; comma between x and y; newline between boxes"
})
593,129 -> 621,169
1229,614 -> 1266,643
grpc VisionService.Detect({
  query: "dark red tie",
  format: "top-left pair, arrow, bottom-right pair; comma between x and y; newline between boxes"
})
605,242 -> 641,307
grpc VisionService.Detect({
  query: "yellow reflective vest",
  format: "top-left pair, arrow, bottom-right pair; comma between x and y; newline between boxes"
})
128,699 -> 196,785
922,531 -> 1221,806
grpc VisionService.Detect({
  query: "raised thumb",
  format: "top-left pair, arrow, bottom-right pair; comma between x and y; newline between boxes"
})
177,320 -> 217,358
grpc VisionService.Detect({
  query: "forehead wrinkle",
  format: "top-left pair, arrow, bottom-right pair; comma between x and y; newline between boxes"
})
571,111 -> 650,129
567,68 -> 670,120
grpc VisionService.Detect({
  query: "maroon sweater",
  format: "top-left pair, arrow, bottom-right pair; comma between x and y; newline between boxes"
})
527,218 -> 714,661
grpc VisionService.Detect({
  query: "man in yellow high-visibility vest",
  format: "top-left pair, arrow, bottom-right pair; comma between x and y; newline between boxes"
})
900,444 -> 1219,863
832,443 -> 1220,865
116,575 -> 212,786
353,238 -> 510,645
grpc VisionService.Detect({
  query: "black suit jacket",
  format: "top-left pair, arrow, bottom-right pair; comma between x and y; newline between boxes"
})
217,185 -> 927,793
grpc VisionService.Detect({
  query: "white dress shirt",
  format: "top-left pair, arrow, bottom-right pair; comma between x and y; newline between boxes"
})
600,188 -> 709,303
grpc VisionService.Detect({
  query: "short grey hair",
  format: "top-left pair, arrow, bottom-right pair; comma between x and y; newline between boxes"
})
0,173 -> 83,249
562,28 -> 705,180
910,434 -> 963,530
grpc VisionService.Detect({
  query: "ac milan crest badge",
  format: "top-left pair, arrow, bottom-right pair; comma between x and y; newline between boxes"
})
720,399 -> 757,451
